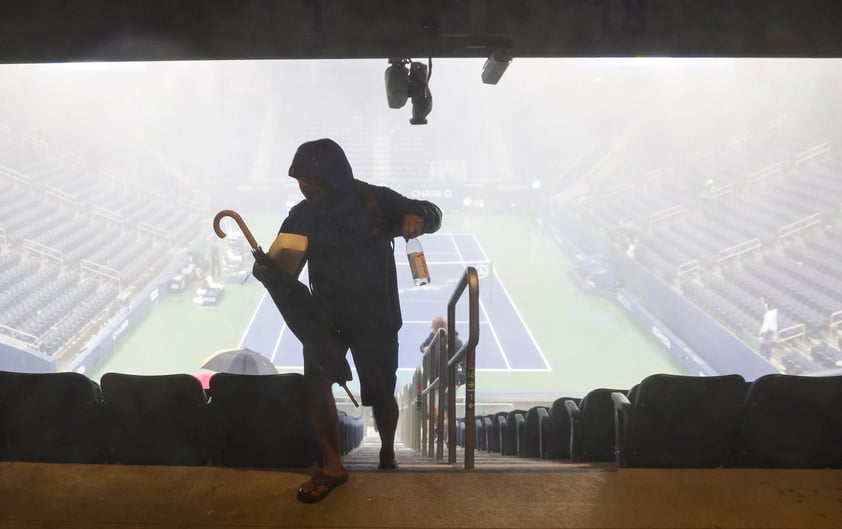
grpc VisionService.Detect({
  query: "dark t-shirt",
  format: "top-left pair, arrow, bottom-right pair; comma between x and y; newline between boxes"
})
281,181 -> 441,335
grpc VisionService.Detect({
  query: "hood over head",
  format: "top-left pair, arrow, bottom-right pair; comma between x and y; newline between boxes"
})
288,138 -> 355,194
287,138 -> 375,247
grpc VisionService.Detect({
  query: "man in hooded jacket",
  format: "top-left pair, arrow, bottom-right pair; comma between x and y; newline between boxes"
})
253,138 -> 442,503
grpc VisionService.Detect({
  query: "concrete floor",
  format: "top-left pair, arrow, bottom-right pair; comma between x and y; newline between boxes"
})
2,455 -> 841,529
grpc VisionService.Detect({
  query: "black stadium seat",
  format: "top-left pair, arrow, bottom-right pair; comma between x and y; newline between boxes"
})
613,374 -> 747,468
541,397 -> 580,460
475,417 -> 485,450
521,405 -> 548,458
501,409 -> 526,456
338,411 -> 364,455
101,373 -> 210,466
567,388 -> 626,462
490,411 -> 508,453
455,417 -> 465,447
481,415 -> 493,451
207,373 -> 319,468
0,371 -> 106,463
737,374 -> 842,468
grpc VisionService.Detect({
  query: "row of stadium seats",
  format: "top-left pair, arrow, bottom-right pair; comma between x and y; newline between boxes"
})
22,369 -> 840,471
681,276 -> 763,338
0,266 -> 112,353
457,373 -> 842,468
0,131 -> 199,236
0,177 -> 201,254
779,349 -> 825,375
0,371 -> 365,467
569,125 -> 841,375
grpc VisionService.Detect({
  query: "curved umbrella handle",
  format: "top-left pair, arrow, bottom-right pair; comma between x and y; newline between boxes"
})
213,209 -> 259,250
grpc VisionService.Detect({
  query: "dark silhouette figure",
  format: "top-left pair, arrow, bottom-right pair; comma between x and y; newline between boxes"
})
253,138 -> 442,503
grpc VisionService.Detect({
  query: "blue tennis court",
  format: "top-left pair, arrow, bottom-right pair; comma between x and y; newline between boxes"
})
238,233 -> 550,388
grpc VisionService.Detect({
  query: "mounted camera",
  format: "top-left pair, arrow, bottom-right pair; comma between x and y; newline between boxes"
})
385,58 -> 433,125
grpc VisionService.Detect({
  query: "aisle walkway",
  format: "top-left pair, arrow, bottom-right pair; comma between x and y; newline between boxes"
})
343,437 -> 605,472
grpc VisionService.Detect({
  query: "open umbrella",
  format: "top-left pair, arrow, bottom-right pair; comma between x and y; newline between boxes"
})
193,372 -> 213,390
202,347 -> 278,375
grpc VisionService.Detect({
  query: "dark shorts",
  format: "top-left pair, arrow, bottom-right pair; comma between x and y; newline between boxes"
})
303,287 -> 401,406
304,320 -> 398,406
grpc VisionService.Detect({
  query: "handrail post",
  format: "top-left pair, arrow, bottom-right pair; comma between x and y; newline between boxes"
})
419,353 -> 428,456
425,350 -> 434,458
437,329 -> 447,460
407,266 -> 479,469
447,322 -> 457,464
445,266 -> 479,469
412,366 -> 422,452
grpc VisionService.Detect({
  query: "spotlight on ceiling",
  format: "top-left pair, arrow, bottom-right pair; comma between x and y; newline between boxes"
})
385,58 -> 433,125
385,59 -> 409,109
481,48 -> 512,85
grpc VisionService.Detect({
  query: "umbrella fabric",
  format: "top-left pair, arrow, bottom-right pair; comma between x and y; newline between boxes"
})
202,348 -> 278,375
252,248 -> 352,384
193,372 -> 213,390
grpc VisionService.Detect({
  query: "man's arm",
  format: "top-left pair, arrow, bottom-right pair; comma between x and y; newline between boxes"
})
372,184 -> 443,238
253,211 -> 309,286
419,331 -> 435,353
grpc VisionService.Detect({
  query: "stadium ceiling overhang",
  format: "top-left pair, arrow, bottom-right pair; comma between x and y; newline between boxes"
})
1,0 -> 842,64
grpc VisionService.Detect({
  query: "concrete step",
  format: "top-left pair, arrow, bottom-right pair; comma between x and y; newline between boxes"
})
343,437 -> 611,472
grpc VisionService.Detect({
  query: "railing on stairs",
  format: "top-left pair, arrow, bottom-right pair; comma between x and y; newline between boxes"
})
398,266 -> 480,469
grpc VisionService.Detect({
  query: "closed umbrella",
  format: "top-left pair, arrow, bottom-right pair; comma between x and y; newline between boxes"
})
213,210 -> 358,407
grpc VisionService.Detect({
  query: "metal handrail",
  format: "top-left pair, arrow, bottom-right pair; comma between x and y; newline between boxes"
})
795,141 -> 830,166
717,238 -> 761,264
778,323 -> 805,344
778,213 -> 821,241
830,310 -> 842,335
447,267 -> 479,467
417,328 -> 445,458
411,266 -> 480,468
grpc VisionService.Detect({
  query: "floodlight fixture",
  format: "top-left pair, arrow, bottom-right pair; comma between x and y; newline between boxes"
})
385,57 -> 433,125
408,60 -> 432,125
481,48 -> 512,85
385,59 -> 409,109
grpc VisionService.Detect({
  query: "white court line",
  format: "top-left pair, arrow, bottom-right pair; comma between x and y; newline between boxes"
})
450,234 -> 511,369
271,321 -> 289,364
239,290 -> 288,364
468,233 -> 552,372
239,290 -> 268,348
478,298 -> 511,369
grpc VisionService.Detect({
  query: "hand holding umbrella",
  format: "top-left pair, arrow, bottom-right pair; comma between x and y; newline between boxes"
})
213,210 -> 358,407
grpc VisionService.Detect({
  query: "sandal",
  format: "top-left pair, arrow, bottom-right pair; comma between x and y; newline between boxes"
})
296,470 -> 349,504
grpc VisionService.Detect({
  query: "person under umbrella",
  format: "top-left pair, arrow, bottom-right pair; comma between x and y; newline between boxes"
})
252,138 -> 442,503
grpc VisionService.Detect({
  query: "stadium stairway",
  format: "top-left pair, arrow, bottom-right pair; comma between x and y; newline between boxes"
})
1,438 -> 840,528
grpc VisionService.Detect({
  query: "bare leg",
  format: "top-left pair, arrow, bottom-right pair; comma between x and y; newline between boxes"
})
298,371 -> 347,501
373,395 -> 399,469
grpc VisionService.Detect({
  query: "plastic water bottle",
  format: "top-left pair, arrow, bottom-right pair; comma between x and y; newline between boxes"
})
406,237 -> 430,286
